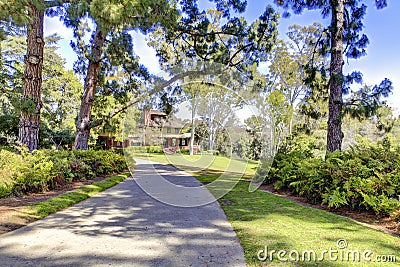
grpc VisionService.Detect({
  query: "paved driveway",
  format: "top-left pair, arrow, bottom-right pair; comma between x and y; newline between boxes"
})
0,158 -> 246,267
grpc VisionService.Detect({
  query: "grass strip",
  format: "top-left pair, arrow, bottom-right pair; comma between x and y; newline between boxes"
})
24,172 -> 131,220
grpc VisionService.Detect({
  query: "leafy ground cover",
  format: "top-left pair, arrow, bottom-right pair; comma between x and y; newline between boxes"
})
261,134 -> 400,222
0,147 -> 127,198
134,152 -> 399,266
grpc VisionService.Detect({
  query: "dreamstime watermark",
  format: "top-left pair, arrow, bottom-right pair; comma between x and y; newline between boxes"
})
122,61 -> 273,207
257,239 -> 397,263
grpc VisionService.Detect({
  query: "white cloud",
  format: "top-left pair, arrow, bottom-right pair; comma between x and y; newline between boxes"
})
258,61 -> 270,75
44,16 -> 76,70
175,101 -> 191,120
44,16 -> 74,40
131,31 -> 162,75
235,105 -> 258,125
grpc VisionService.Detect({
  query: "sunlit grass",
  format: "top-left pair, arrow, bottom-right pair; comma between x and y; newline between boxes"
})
132,152 -> 259,178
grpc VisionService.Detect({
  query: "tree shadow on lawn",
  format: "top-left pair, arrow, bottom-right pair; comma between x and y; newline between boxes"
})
149,163 -> 249,188
135,153 -> 255,175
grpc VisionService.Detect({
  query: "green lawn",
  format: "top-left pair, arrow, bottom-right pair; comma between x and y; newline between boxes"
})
131,152 -> 259,178
134,152 -> 399,266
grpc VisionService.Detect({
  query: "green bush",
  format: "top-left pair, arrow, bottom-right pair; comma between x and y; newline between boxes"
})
205,150 -> 219,155
0,147 -> 127,197
261,134 -> 400,218
146,145 -> 163,153
0,148 -> 23,197
392,208 -> 400,222
125,146 -> 163,154
110,148 -> 124,155
179,149 -> 190,155
125,146 -> 147,153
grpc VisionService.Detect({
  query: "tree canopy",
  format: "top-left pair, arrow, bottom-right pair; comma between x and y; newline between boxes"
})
0,0 -> 397,156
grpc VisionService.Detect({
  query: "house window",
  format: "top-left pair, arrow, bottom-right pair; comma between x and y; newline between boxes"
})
181,139 -> 186,146
167,128 -> 171,133
131,140 -> 141,146
174,128 -> 180,134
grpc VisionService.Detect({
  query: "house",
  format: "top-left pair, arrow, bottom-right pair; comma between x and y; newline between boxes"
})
97,135 -> 127,150
97,109 -> 198,153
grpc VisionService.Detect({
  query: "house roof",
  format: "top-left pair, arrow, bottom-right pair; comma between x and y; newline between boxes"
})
162,133 -> 191,138
180,133 -> 192,138
149,110 -> 167,116
164,115 -> 185,128
127,133 -> 191,139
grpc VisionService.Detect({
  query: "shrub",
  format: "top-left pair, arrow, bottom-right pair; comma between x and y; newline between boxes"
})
0,148 -> 24,197
146,145 -> 163,153
14,150 -> 55,193
110,148 -> 124,155
179,149 -> 190,155
125,146 -> 163,154
391,208 -> 400,222
125,146 -> 147,153
0,147 -> 127,197
205,150 -> 219,155
261,134 -> 400,218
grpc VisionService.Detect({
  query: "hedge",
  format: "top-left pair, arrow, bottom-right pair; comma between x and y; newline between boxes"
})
125,145 -> 163,154
258,134 -> 400,221
0,147 -> 127,198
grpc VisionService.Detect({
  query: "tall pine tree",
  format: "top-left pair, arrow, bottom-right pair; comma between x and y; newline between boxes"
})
67,0 -> 278,150
62,0 -> 178,150
18,1 -> 45,152
2,0 -> 70,151
274,0 -> 392,152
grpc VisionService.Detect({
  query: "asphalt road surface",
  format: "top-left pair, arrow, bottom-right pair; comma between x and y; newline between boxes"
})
0,158 -> 246,267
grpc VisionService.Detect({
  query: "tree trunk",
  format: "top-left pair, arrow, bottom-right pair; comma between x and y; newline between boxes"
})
189,125 -> 195,155
18,3 -> 44,152
74,29 -> 105,150
189,100 -> 196,155
208,132 -> 213,150
289,104 -> 293,136
208,125 -> 216,151
270,119 -> 275,157
327,0 -> 345,152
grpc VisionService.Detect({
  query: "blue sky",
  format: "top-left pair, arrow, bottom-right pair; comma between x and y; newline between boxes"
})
43,0 -> 400,112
